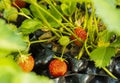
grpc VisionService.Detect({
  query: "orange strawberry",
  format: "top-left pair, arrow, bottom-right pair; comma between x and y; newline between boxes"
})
49,59 -> 67,77
71,27 -> 87,46
17,55 -> 34,72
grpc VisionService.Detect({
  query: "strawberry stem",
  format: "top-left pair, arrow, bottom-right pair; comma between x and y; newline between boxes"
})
60,46 -> 67,59
102,67 -> 118,79
30,36 -> 56,44
77,45 -> 85,60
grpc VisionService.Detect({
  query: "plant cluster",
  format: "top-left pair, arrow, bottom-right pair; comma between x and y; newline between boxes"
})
0,0 -> 120,82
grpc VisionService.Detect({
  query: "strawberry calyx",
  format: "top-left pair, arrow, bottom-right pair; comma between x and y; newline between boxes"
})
17,54 -> 31,63
53,55 -> 68,63
17,53 -> 34,72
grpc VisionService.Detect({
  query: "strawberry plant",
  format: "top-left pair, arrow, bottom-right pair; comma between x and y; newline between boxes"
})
0,0 -> 120,83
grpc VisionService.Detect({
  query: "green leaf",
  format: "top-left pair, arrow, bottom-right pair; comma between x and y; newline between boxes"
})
21,8 -> 32,16
92,0 -> 120,35
0,58 -> 19,83
19,18 -> 42,34
0,58 -> 54,83
90,47 -> 115,68
3,7 -> 18,22
0,19 -> 27,56
115,0 -> 120,6
61,4 -> 69,16
0,0 -> 11,10
24,0 -> 37,3
61,1 -> 76,16
12,73 -> 54,83
110,36 -> 120,48
98,30 -> 114,42
48,6 -> 62,27
30,4 -> 62,28
0,57 -> 21,72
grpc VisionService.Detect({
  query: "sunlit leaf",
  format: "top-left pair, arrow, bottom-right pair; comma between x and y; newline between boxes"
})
115,0 -> 120,6
0,0 -> 11,10
12,73 -> 54,83
19,18 -> 42,34
0,19 -> 27,56
24,0 -> 37,3
98,30 -> 114,42
0,58 -> 54,83
21,8 -> 32,16
92,0 -> 120,35
61,1 -> 76,16
90,47 -> 115,68
30,4 -> 62,28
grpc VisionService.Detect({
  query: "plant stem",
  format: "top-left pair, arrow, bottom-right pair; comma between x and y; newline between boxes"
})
102,67 -> 118,79
30,36 -> 56,44
60,46 -> 66,59
77,45 -> 84,60
32,3 -> 61,37
46,0 -> 74,27
18,13 -> 31,19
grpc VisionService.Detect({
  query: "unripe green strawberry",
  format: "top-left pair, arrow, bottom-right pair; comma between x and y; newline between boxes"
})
58,36 -> 70,46
49,59 -> 67,77
71,27 -> 87,46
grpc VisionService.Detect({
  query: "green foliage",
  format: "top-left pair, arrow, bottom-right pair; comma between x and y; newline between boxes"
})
0,58 -> 21,72
3,7 -> 18,22
0,0 -> 120,81
0,19 -> 27,56
0,58 -> 54,83
30,4 -> 62,28
19,19 -> 42,34
90,0 -> 120,69
24,0 -> 37,3
98,30 -> 114,42
90,47 -> 115,68
0,0 -> 11,10
61,1 -> 76,16
21,8 -> 32,16
92,0 -> 120,35
12,73 -> 54,83
110,36 -> 120,48
115,0 -> 120,6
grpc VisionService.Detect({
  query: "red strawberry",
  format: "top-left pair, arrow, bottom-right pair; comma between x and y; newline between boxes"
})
71,27 -> 87,46
12,0 -> 26,8
17,55 -> 34,72
49,59 -> 67,77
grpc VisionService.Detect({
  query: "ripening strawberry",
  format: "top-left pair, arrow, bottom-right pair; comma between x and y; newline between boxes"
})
71,27 -> 87,46
12,0 -> 26,8
17,55 -> 34,72
49,59 -> 67,77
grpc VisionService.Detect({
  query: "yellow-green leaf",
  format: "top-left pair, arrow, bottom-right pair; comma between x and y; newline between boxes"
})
90,47 -> 115,68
